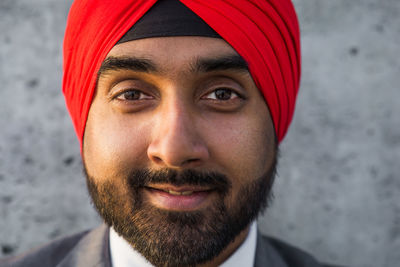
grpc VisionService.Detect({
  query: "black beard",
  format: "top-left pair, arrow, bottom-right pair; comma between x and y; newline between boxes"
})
85,160 -> 276,267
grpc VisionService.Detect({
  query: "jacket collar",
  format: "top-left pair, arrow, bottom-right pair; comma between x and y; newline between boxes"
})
254,231 -> 288,267
57,225 -> 111,267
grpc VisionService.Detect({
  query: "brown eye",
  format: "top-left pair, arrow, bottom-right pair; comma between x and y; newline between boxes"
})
205,88 -> 239,101
123,90 -> 141,100
116,90 -> 152,101
215,89 -> 232,100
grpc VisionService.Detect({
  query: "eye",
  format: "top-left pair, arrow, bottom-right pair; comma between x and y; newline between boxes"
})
204,88 -> 240,101
115,89 -> 153,101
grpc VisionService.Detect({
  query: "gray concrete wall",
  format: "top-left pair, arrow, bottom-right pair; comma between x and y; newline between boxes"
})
0,1 -> 399,266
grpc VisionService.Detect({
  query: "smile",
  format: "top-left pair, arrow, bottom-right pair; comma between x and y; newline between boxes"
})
144,185 -> 215,211
161,189 -> 194,196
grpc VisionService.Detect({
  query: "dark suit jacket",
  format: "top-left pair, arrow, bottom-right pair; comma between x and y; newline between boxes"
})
0,225 -> 340,267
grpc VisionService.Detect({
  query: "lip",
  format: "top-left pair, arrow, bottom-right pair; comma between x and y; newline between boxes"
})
144,184 -> 215,211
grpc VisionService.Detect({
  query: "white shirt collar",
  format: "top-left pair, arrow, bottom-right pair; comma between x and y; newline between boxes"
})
109,221 -> 257,267
219,221 -> 257,267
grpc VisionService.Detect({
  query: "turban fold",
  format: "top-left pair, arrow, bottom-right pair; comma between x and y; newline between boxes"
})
63,0 -> 301,148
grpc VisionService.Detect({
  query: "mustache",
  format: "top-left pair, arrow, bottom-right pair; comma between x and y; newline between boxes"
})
126,168 -> 232,194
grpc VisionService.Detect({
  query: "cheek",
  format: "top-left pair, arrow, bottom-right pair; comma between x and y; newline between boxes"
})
205,113 -> 275,181
83,109 -> 151,179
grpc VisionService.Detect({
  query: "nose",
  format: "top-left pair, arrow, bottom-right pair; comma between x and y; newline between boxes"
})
147,99 -> 209,168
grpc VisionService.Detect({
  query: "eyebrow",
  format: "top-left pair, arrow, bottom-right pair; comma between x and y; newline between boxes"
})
191,54 -> 249,73
97,54 -> 249,77
98,56 -> 158,76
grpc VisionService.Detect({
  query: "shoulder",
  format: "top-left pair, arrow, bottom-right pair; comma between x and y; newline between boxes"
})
256,233 -> 344,267
0,230 -> 89,267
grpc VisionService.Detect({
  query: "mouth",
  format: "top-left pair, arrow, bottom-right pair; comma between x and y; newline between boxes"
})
143,184 -> 216,211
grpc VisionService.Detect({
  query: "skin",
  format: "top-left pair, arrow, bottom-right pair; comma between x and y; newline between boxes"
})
83,36 -> 276,266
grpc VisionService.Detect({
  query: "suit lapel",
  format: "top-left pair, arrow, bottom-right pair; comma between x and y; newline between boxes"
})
254,232 -> 288,267
57,225 -> 111,267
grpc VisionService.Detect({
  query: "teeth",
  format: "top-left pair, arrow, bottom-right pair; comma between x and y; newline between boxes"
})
181,191 -> 194,196
166,190 -> 194,196
167,190 -> 181,195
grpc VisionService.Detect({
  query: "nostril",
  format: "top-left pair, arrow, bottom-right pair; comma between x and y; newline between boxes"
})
147,138 -> 209,168
151,156 -> 163,164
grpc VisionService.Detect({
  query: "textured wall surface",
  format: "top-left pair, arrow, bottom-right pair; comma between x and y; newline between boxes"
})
0,1 -> 399,267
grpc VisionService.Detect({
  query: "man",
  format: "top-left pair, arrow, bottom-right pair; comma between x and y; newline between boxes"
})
1,0 -> 339,266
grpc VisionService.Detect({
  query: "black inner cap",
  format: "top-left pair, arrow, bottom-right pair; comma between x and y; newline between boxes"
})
117,0 -> 221,44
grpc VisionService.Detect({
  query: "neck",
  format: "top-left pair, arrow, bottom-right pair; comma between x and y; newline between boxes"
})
197,225 -> 250,267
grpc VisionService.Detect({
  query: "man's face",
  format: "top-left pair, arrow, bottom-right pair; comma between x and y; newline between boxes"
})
83,36 -> 277,266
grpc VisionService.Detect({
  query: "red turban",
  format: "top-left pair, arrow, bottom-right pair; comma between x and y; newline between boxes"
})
63,0 -> 301,148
